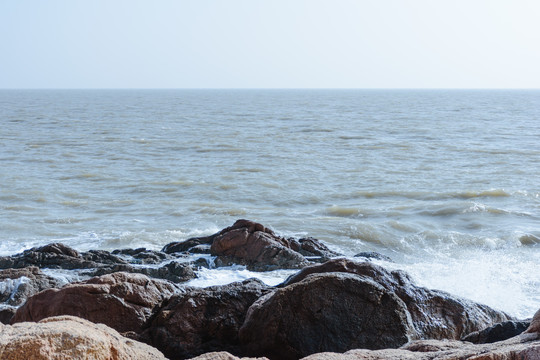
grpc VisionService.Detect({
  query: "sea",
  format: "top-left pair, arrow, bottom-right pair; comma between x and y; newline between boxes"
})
0,89 -> 539,319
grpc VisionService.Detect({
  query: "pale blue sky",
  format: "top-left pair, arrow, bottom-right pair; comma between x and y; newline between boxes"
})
1,0 -> 540,88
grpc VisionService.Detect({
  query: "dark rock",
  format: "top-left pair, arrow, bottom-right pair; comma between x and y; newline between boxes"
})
462,320 -> 530,344
0,307 -> 17,325
289,237 -> 341,260
112,248 -> 176,265
11,272 -> 181,334
84,261 -> 197,283
0,267 -> 63,307
239,272 -> 416,360
145,278 -> 270,360
0,243 -> 94,270
279,259 -> 511,341
163,237 -> 215,254
354,251 -> 394,262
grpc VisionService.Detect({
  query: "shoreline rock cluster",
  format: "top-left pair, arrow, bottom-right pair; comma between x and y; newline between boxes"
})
0,219 -> 538,359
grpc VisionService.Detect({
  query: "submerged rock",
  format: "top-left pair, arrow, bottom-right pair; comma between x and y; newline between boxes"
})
12,272 -> 181,334
145,278 -> 270,360
0,315 -> 166,359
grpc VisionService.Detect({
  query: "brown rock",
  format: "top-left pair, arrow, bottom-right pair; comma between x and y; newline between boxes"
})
146,278 -> 270,360
280,259 -> 510,340
239,272 -> 417,360
0,315 -> 166,359
12,272 -> 181,334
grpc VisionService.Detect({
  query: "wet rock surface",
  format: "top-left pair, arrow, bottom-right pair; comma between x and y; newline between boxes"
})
240,272 -> 417,360
461,319 -> 531,344
145,278 -> 271,360
280,259 -> 511,341
12,272 -> 181,334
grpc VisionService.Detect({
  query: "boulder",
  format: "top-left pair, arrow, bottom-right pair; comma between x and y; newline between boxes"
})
280,259 -> 510,340
0,315 -> 166,359
210,220 -> 334,271
12,272 -> 181,334
145,278 -> 270,360
162,220 -> 340,271
239,272 -> 417,360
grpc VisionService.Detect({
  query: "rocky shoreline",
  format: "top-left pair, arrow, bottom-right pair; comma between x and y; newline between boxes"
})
0,219 -> 538,359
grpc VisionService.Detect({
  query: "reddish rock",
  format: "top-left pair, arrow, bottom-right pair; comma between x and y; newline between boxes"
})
11,272 -> 181,334
146,278 -> 270,360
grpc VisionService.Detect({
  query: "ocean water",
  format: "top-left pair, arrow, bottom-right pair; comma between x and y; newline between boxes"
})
1,89 -> 539,318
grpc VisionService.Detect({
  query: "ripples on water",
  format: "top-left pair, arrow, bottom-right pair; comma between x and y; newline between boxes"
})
1,89 -> 539,317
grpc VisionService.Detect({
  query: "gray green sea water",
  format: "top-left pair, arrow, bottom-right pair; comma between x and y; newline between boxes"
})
1,89 -> 539,318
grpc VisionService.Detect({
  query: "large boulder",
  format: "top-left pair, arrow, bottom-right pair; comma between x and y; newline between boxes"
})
12,272 -> 181,334
239,272 -> 417,360
0,315 -> 166,359
188,352 -> 268,360
145,278 -> 271,360
280,259 -> 511,340
163,220 -> 340,271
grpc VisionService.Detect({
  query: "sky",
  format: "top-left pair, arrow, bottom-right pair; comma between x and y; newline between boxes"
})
1,0 -> 540,89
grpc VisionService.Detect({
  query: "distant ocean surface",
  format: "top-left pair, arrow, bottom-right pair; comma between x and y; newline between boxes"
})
1,89 -> 539,318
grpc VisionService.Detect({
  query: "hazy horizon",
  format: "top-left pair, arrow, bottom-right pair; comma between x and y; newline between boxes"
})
2,0 -> 540,89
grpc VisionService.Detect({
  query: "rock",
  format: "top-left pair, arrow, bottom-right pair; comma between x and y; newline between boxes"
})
12,272 -> 181,334
354,252 -> 393,262
145,278 -> 270,360
0,242 -> 197,284
188,352 -> 269,360
239,272 -> 417,360
526,308 -> 540,334
0,315 -> 166,359
210,220 -> 321,270
0,243 -> 97,269
280,259 -> 510,341
162,220 -> 340,271
462,320 -> 530,344
0,267 -> 64,324
0,267 -> 63,307
86,261 -> 197,283
112,248 -> 175,264
0,307 -> 16,325
299,333 -> 540,359
163,236 -> 215,254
